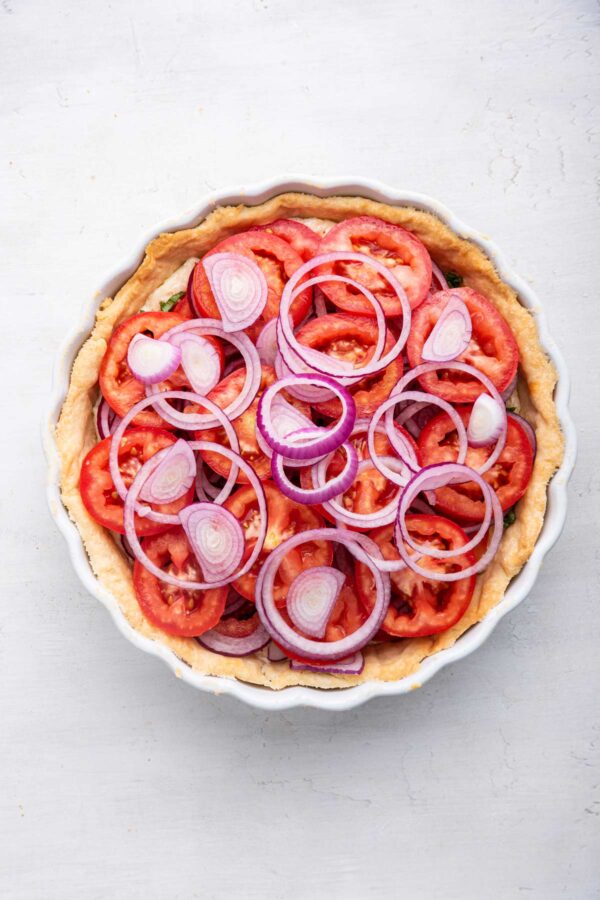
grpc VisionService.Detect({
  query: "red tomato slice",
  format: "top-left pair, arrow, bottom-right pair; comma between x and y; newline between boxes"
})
192,365 -> 312,482
418,406 -> 534,522
212,611 -> 262,639
99,311 -> 224,427
295,313 -> 404,418
172,293 -> 195,319
355,516 -> 476,637
133,526 -> 227,636
191,230 -> 312,328
80,427 -> 195,536
300,424 -> 420,530
323,582 -> 368,642
407,288 -> 519,402
223,482 -> 332,606
317,216 -> 432,315
252,218 -> 320,262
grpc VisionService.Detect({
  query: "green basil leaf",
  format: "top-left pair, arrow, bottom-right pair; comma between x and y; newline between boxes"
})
503,508 -> 516,528
444,271 -> 463,288
160,291 -> 185,312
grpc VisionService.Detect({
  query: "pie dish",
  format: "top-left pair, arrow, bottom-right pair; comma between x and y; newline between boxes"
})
46,177 -> 575,709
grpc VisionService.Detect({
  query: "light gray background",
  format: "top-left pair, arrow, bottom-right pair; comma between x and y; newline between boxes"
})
1,1 -> 598,898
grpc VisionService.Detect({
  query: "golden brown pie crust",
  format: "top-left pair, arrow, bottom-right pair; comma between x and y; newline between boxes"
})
55,193 -> 564,690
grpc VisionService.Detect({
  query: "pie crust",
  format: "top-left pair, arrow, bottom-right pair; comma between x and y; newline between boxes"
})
56,193 -> 564,689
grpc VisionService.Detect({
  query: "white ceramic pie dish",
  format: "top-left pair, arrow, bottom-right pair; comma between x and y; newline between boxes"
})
43,175 -> 576,711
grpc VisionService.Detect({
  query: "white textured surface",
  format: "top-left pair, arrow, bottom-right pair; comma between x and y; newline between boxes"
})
1,1 -> 598,898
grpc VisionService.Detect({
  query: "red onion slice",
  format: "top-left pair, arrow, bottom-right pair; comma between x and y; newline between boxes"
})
338,529 -> 411,575
120,534 -> 134,559
277,273 -> 386,384
202,252 -> 267,332
313,286 -> 328,317
501,373 -> 518,401
287,566 -> 345,638
123,441 -> 267,590
369,390 -> 466,485
96,398 -> 121,439
316,456 -> 405,529
167,332 -> 221,395
274,347 -> 336,403
277,251 -> 412,381
257,374 -> 356,460
195,461 -> 223,502
197,621 -> 270,657
467,394 -> 505,447
390,361 -> 507,476
179,503 -> 245,583
395,463 -> 503,580
267,642 -> 289,662
127,334 -> 182,385
421,295 -> 472,363
333,542 -> 355,581
108,390 -> 241,522
430,262 -> 448,292
271,441 -> 358,505
256,319 -> 278,366
255,395 -> 320,468
255,529 -> 390,662
394,400 -> 437,440
139,438 -> 196,504
290,651 -> 364,675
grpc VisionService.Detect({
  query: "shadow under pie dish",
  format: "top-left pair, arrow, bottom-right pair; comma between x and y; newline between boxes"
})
47,178 -> 573,708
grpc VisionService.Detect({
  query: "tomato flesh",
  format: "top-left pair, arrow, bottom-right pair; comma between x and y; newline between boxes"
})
418,406 -> 534,522
80,427 -> 195,536
133,527 -> 227,636
295,313 -> 404,418
213,611 -> 262,639
355,516 -> 476,637
318,216 -> 432,315
252,218 -> 320,262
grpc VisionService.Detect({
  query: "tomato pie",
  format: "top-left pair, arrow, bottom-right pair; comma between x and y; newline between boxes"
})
56,193 -> 564,689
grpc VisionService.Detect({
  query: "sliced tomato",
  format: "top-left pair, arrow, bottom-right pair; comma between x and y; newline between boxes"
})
418,406 -> 534,522
193,365 -> 312,482
211,611 -> 262,639
98,311 -> 224,427
300,424 -> 420,530
223,481 -> 332,606
407,288 -> 519,402
317,216 -> 432,315
253,218 -> 320,262
191,230 -> 312,329
172,292 -> 195,319
80,427 -> 195,536
133,527 -> 227,636
323,582 -> 368,642
295,313 -> 404,418
355,516 -> 476,637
